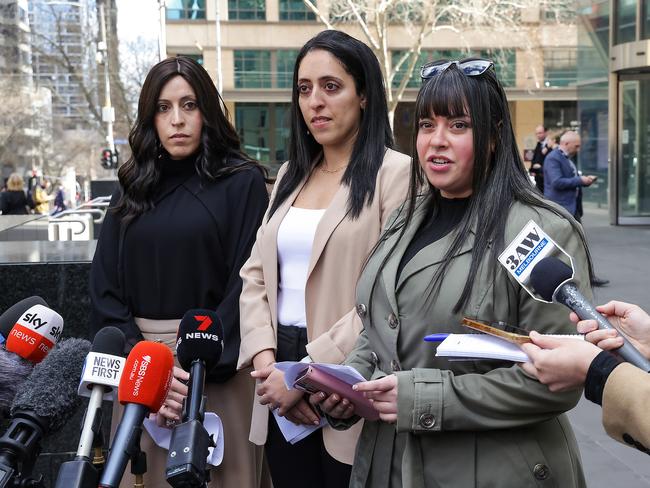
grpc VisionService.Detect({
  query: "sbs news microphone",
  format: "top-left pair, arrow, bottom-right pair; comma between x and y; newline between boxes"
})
0,297 -> 48,343
5,304 -> 64,363
0,338 -> 91,488
166,310 -> 224,488
99,341 -> 174,488
54,327 -> 127,488
530,256 -> 650,372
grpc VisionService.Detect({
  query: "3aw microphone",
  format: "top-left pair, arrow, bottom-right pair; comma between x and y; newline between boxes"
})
0,296 -> 48,344
0,338 -> 90,488
99,341 -> 174,488
166,310 -> 224,487
6,304 -> 64,363
530,256 -> 650,372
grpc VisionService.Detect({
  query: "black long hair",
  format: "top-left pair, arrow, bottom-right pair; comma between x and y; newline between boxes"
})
268,30 -> 394,219
379,60 -> 593,312
115,56 -> 266,223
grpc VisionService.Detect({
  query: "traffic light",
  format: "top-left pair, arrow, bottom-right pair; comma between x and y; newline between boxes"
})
100,148 -> 119,169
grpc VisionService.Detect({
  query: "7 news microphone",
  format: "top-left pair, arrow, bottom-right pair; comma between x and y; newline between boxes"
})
99,340 -> 174,488
54,327 -> 127,488
166,310 -> 224,488
530,256 -> 650,372
0,338 -> 90,488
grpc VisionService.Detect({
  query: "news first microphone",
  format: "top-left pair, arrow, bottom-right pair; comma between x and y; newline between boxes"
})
53,327 -> 127,488
166,310 -> 224,488
0,296 -> 48,344
5,304 -> 64,363
99,341 -> 174,488
0,338 -> 90,488
530,256 -> 650,372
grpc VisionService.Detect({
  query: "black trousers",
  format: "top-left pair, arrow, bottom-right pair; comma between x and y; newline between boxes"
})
265,325 -> 352,488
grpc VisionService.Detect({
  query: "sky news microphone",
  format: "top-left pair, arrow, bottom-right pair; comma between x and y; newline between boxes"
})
0,296 -> 48,344
0,338 -> 90,488
99,341 -> 174,488
166,310 -> 224,487
530,256 -> 650,372
5,304 -> 64,363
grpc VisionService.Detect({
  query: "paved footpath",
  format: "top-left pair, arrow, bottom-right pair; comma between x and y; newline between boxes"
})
568,205 -> 650,487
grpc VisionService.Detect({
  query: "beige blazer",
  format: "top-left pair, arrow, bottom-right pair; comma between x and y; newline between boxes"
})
238,148 -> 410,464
602,362 -> 650,454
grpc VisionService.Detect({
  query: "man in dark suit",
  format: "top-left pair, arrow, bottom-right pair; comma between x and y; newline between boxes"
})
530,125 -> 549,193
544,131 -> 608,286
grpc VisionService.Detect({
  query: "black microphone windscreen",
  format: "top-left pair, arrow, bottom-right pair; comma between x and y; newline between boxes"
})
176,309 -> 224,372
11,337 -> 91,433
0,296 -> 48,338
0,348 -> 34,416
92,326 -> 126,356
530,256 -> 574,302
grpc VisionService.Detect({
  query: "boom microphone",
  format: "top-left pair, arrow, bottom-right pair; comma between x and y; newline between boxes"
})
5,304 -> 64,363
0,350 -> 33,417
530,256 -> 650,372
0,338 -> 91,488
166,310 -> 224,487
0,297 -> 48,343
99,341 -> 174,488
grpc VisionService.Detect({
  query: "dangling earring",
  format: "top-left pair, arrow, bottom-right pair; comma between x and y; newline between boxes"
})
156,139 -> 164,159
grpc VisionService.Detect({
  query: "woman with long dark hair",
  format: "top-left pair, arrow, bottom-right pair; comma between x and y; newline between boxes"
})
90,56 -> 270,488
237,30 -> 410,487
318,59 -> 593,487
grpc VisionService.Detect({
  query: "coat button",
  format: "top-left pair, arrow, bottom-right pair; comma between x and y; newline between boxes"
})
390,359 -> 401,371
370,351 -> 379,366
356,303 -> 367,318
388,312 -> 399,329
533,463 -> 550,481
418,413 -> 435,429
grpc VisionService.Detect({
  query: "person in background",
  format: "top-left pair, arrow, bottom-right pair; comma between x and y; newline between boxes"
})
238,30 -> 410,488
32,178 -> 52,214
0,173 -> 31,215
51,183 -> 67,215
529,124 -> 549,193
90,56 -> 271,488
317,58 -> 592,488
522,301 -> 650,454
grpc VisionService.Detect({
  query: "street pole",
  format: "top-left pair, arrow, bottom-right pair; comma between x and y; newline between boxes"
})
158,0 -> 167,61
215,0 -> 223,94
98,3 -> 115,172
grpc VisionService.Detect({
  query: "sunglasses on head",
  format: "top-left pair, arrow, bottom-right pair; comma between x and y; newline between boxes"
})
420,58 -> 494,82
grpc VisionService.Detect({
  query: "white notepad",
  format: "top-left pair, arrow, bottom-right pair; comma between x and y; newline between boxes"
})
435,333 -> 583,362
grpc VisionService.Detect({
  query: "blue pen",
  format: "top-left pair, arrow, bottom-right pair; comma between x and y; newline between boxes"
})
424,333 -> 449,342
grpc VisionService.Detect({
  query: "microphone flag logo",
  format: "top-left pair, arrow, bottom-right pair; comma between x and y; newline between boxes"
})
194,315 -> 212,331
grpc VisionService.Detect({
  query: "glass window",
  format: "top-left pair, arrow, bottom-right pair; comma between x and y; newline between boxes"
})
543,48 -> 577,87
234,50 -> 271,88
614,0 -> 637,44
276,50 -> 298,88
229,0 -> 265,20
279,0 -> 315,21
166,0 -> 206,20
235,103 -> 291,172
643,0 -> 650,40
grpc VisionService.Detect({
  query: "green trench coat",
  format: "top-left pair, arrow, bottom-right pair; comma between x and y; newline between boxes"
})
342,196 -> 590,488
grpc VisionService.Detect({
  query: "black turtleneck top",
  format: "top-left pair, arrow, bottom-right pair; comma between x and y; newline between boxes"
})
397,196 -> 470,279
90,154 -> 268,382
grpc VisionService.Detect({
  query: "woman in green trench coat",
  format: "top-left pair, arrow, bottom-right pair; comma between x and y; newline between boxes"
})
315,59 -> 592,488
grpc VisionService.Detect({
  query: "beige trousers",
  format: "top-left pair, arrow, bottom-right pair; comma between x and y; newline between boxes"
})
110,318 -> 271,488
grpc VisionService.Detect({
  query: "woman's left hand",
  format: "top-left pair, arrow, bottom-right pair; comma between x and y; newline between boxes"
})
252,365 -> 305,415
156,366 -> 190,428
353,374 -> 398,423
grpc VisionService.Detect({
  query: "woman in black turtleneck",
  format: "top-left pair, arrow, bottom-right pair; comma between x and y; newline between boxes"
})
1,173 -> 31,215
89,57 -> 271,488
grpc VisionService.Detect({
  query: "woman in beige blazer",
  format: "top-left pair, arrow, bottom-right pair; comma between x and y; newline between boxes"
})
238,30 -> 409,488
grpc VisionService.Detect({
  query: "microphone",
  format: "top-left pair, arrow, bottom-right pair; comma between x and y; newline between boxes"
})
5,304 -> 64,363
0,349 -> 33,418
166,310 -> 224,488
99,341 -> 174,488
530,256 -> 650,372
0,296 -> 48,343
0,338 -> 91,488
53,327 -> 127,488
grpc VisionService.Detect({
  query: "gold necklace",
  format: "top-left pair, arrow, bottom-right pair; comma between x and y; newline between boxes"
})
320,162 -> 349,174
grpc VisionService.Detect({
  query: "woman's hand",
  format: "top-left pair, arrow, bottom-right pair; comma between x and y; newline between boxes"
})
571,301 -> 650,359
285,399 -> 321,426
353,375 -> 398,423
251,365 -> 304,416
156,366 -> 190,428
520,331 -> 600,392
309,391 -> 355,420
